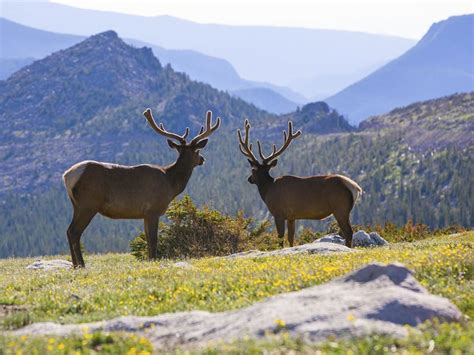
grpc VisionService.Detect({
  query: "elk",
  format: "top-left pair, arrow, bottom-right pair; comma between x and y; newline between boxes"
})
63,109 -> 220,267
237,119 -> 362,248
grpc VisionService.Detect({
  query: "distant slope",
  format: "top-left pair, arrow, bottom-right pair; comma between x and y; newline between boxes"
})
0,18 -> 302,112
0,57 -> 35,79
0,1 -> 415,94
327,14 -> 474,125
231,87 -> 298,114
0,17 -> 83,58
359,92 -> 474,151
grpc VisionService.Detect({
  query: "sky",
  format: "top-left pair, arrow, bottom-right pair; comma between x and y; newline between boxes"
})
47,0 -> 473,39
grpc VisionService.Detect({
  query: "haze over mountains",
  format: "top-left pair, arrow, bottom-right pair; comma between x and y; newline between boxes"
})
327,14 -> 474,124
0,17 -> 301,114
1,1 -> 415,99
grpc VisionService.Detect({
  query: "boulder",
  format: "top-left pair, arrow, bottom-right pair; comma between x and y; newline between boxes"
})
353,231 -> 388,247
226,242 -> 352,258
316,234 -> 345,245
26,259 -> 73,270
316,231 -> 388,247
13,263 -> 462,350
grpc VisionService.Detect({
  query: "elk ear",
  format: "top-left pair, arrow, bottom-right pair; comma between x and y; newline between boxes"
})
167,139 -> 180,150
193,139 -> 208,150
268,159 -> 278,169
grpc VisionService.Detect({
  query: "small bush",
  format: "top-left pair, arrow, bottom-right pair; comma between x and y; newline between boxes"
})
130,196 -> 273,259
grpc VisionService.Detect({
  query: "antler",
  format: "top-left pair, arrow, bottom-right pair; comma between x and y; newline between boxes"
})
257,121 -> 301,164
237,119 -> 259,164
143,108 -> 189,145
189,111 -> 221,145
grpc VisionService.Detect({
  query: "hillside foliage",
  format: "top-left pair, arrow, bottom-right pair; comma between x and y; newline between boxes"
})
0,32 -> 472,258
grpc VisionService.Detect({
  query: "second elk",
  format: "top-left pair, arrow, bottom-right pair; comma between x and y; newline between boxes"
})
237,120 -> 362,248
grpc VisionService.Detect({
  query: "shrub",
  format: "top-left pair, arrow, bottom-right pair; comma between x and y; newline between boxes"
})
130,195 -> 273,259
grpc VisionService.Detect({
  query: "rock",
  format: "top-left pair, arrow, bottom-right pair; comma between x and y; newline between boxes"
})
368,232 -> 389,246
316,234 -> 345,245
225,242 -> 352,258
26,259 -> 73,270
353,231 -> 388,247
12,263 -> 462,350
316,231 -> 388,247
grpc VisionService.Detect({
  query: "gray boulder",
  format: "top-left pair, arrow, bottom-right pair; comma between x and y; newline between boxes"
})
316,234 -> 345,245
226,242 -> 352,258
353,231 -> 388,247
13,263 -> 461,350
26,259 -> 73,270
316,231 -> 388,247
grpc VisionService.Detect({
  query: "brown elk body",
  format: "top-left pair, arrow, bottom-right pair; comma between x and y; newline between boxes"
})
63,109 -> 220,267
238,120 -> 361,248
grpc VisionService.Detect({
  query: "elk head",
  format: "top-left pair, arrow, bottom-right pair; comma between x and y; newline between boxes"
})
237,119 -> 301,185
144,108 -> 221,166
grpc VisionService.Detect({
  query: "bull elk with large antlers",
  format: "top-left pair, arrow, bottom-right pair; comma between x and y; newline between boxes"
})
238,120 -> 361,248
63,109 -> 220,267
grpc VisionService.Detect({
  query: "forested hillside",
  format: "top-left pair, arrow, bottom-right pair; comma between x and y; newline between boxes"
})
0,32 -> 472,258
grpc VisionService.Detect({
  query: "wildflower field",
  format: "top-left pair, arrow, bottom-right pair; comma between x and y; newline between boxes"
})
0,232 -> 473,354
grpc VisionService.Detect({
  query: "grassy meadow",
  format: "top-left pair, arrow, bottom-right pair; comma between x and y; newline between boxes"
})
0,232 -> 473,354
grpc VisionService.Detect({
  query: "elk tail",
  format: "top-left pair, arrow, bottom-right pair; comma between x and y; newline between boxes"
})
62,162 -> 88,203
337,175 -> 363,208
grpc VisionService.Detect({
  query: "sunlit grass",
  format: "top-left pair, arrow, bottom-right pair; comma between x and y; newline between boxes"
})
0,232 -> 472,353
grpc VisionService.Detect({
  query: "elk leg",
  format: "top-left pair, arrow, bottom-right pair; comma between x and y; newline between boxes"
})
67,208 -> 79,266
334,212 -> 353,248
144,216 -> 159,260
287,219 -> 295,247
275,217 -> 286,248
67,209 -> 96,268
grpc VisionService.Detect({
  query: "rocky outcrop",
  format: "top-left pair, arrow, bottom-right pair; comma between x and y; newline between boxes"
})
317,231 -> 388,247
13,263 -> 462,350
226,242 -> 352,258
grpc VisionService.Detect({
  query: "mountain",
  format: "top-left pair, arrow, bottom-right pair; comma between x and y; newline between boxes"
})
327,14 -> 474,125
284,102 -> 354,133
0,18 -> 301,113
0,30 -> 276,194
0,33 -> 471,258
0,57 -> 35,79
359,92 -> 474,151
0,31 -> 354,257
0,17 -> 83,58
0,1 -> 415,95
231,87 -> 298,114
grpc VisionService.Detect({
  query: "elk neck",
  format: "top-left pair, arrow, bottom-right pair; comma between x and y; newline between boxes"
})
255,173 -> 275,201
164,153 -> 195,196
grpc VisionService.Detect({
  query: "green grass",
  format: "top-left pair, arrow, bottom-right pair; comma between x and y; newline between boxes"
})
0,232 -> 473,353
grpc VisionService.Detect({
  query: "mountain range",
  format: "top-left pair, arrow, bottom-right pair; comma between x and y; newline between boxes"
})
0,30 -> 472,257
327,14 -> 474,124
0,1 -> 415,98
0,17 -> 300,114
